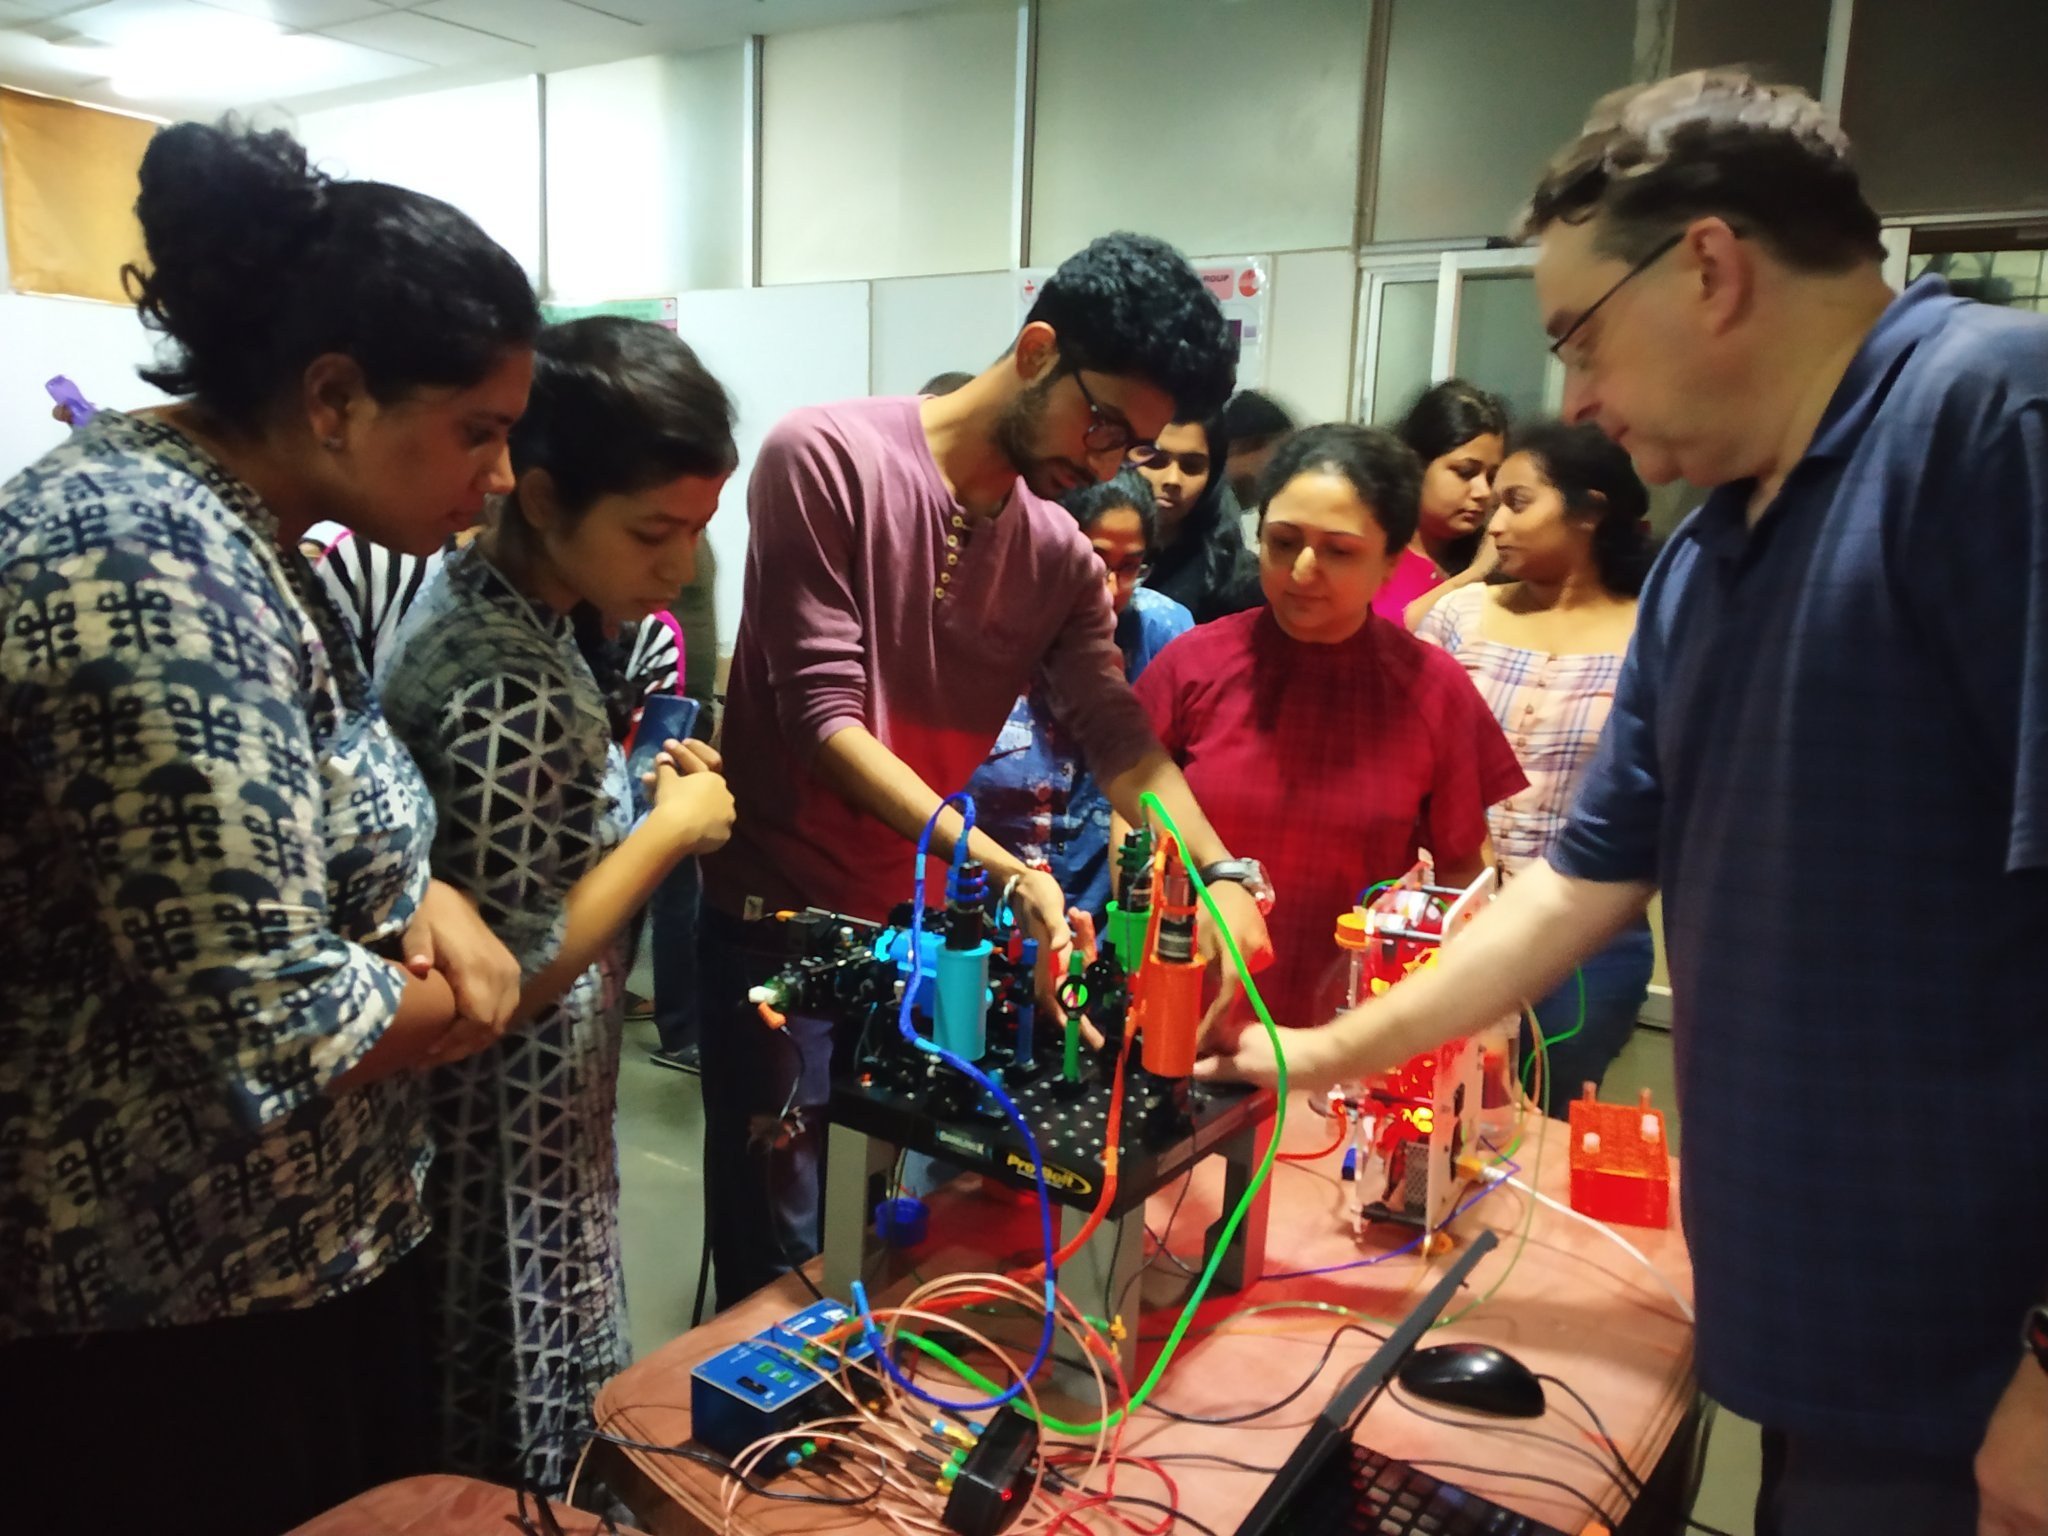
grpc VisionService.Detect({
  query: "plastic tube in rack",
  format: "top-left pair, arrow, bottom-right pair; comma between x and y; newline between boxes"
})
933,940 -> 991,1060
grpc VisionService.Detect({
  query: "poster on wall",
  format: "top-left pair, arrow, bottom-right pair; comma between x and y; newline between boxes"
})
1015,255 -> 1270,390
539,296 -> 679,330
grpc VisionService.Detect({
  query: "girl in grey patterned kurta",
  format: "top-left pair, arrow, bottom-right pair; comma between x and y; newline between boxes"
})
380,316 -> 739,1490
0,121 -> 539,1536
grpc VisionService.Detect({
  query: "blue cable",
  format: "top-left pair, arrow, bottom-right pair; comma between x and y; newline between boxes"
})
851,792 -> 1060,1413
1257,1157 -> 1515,1283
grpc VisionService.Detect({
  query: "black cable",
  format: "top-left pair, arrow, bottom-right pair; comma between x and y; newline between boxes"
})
1142,1162 -> 1202,1280
690,1230 -> 713,1329
1390,1385 -> 1634,1500
1535,1371 -> 1645,1494
1101,1190 -> 1132,1321
1042,1464 -> 1223,1536
1109,1450 -> 1282,1476
510,1481 -> 626,1536
584,1429 -> 885,1507
1144,1166 -> 1203,1278
1147,1324 -> 1384,1426
790,1251 -> 830,1304
1533,1373 -> 1746,1536
1114,1168 -> 1197,1321
1103,1493 -> 1223,1536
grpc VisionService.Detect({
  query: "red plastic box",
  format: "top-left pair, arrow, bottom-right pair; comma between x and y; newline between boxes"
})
1566,1087 -> 1671,1230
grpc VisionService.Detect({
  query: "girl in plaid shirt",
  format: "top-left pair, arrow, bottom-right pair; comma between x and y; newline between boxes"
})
1416,420 -> 1656,1113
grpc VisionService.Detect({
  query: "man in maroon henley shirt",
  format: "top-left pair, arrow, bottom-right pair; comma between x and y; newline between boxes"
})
698,234 -> 1275,1307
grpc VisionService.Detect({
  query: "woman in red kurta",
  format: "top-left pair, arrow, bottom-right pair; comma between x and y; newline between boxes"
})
1135,423 -> 1526,1027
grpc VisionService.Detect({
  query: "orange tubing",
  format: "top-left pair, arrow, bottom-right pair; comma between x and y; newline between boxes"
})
1277,1109 -> 1349,1162
1026,1019 -> 1134,1276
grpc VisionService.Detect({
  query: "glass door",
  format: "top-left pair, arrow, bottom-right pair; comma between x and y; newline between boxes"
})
1432,248 -> 1564,422
1353,246 -> 1565,425
1353,254 -> 1441,425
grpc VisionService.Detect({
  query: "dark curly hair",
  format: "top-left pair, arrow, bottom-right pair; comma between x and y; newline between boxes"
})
1221,389 -> 1294,446
1062,468 -> 1160,550
510,316 -> 737,518
1023,233 -> 1236,421
1255,423 -> 1424,555
1517,69 -> 1885,272
126,118 -> 540,430
1505,419 -> 1656,597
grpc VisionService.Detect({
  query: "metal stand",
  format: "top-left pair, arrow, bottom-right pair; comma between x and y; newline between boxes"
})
820,1109 -> 1278,1387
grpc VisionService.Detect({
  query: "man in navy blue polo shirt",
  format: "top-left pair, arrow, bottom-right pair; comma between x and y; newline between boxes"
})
1202,70 -> 2048,1536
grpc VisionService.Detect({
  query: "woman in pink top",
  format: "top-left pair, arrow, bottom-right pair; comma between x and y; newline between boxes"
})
1372,378 -> 1507,623
1416,420 -> 1656,1113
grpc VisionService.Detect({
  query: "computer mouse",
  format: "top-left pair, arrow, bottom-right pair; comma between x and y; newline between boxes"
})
1396,1342 -> 1546,1418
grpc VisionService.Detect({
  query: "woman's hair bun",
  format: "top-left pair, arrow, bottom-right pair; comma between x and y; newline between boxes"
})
127,120 -> 332,406
122,116 -> 539,429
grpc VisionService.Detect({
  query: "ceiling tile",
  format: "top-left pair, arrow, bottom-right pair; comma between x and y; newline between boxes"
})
524,0 -> 689,21
200,0 -> 391,28
0,0 -> 107,20
321,6 -> 530,64
415,0 -> 643,50
26,0 -> 194,44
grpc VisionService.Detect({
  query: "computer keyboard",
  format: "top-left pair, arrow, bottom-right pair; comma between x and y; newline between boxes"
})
1311,1444 -> 1575,1535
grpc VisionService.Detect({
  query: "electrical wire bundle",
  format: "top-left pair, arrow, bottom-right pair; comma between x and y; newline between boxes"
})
594,792 -> 1695,1534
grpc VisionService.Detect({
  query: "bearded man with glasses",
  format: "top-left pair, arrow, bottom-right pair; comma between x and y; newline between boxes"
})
699,232 -> 1276,1311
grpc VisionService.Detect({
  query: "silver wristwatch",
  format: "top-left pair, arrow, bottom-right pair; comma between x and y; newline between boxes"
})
1199,857 -> 1275,915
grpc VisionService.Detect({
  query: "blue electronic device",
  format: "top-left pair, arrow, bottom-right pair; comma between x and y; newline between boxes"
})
690,1297 -> 878,1462
626,694 -> 704,817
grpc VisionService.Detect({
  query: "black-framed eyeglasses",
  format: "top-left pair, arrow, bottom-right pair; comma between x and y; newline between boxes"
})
1071,369 -> 1148,455
1099,553 -> 1152,585
1547,230 -> 1685,365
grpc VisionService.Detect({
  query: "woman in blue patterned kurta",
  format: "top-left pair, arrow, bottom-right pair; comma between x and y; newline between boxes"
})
380,316 -> 739,1489
0,122 -> 537,1535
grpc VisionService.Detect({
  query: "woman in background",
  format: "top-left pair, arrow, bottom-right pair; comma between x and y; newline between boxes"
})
380,316 -> 738,1489
0,119 -> 534,1534
1133,412 -> 1260,623
1379,379 -> 1508,624
1416,419 -> 1655,1111
1132,425 -> 1524,1028
968,471 -> 1193,920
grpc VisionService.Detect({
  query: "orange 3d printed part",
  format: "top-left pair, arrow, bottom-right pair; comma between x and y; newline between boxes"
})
1567,1085 -> 1671,1230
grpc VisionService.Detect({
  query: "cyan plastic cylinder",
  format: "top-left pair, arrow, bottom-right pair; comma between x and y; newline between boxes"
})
933,939 -> 992,1060
885,926 -> 943,1018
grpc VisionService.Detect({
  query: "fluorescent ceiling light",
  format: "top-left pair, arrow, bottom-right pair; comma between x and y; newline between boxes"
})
49,6 -> 381,101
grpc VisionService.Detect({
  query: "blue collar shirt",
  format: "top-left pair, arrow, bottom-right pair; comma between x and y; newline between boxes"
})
1551,277 -> 2048,1452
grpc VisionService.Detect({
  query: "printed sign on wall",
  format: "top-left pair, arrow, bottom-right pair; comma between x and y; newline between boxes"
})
1015,256 -> 1269,389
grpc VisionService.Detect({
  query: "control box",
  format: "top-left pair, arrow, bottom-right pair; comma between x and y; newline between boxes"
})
690,1298 -> 876,1461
